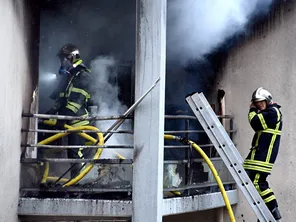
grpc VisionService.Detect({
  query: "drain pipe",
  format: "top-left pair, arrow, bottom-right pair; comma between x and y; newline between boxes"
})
218,89 -> 226,127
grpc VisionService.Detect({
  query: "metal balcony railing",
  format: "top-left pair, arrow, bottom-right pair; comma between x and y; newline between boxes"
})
20,113 -> 236,198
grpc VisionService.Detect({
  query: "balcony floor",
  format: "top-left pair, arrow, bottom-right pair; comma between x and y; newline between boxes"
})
18,189 -> 237,221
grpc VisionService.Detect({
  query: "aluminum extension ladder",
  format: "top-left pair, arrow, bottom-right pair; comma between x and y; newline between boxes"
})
186,92 -> 276,222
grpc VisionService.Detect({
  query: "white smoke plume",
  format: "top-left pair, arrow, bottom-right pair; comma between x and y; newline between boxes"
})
89,56 -> 133,159
38,0 -> 275,157
167,0 -> 273,64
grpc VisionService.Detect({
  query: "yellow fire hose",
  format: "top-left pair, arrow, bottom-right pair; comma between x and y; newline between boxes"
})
116,134 -> 235,221
39,124 -> 104,187
164,134 -> 236,222
37,124 -> 235,221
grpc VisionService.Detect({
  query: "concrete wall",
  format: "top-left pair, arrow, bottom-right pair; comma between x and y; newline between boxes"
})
0,0 -> 39,221
212,1 -> 296,221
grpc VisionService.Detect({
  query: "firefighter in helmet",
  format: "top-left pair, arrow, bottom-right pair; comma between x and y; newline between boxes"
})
244,87 -> 282,221
44,43 -> 93,178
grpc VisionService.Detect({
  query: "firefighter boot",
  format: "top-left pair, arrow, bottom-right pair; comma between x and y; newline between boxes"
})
257,207 -> 282,222
271,207 -> 281,221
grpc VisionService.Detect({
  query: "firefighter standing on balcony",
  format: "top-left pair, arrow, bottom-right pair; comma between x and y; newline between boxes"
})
44,43 -> 93,178
243,87 -> 282,221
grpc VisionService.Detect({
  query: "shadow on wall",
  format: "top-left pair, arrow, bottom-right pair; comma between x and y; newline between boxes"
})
14,0 -> 40,86
18,0 -> 40,145
163,208 -> 218,222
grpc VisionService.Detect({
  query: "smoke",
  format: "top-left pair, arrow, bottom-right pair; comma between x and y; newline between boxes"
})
37,0 -> 276,183
38,0 -> 275,156
38,0 -> 136,113
89,56 -> 133,159
167,0 -> 273,64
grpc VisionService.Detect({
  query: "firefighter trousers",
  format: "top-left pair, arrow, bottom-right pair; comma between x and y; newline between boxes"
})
246,170 -> 278,212
67,131 -> 96,179
67,133 -> 86,178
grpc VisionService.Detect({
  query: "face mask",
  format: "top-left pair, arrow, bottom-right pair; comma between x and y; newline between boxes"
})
58,57 -> 73,75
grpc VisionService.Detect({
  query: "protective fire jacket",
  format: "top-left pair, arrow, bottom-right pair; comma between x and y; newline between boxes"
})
48,60 -> 93,126
243,103 -> 282,174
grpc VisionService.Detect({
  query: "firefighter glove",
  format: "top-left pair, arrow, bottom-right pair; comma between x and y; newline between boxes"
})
43,119 -> 66,129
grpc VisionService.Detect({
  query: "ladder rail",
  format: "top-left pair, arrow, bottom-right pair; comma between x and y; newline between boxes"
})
186,92 -> 276,222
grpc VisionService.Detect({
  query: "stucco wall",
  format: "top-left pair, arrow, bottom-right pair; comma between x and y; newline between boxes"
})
212,1 -> 296,221
0,0 -> 39,221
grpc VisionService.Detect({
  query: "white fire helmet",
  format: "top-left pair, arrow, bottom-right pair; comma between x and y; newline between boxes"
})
251,87 -> 273,104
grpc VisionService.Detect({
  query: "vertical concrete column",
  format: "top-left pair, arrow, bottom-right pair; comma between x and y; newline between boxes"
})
132,0 -> 167,221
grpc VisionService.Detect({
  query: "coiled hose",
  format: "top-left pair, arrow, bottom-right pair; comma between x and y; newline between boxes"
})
39,124 -> 104,187
164,134 -> 236,222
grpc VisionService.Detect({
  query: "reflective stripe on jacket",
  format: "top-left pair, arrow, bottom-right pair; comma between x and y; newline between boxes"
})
243,103 -> 282,174
50,60 -> 92,126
